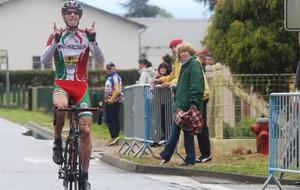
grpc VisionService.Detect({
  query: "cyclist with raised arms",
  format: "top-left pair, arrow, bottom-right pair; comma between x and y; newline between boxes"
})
41,1 -> 104,189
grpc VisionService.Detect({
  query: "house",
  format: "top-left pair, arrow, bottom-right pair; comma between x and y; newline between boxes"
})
0,0 -> 145,70
131,18 -> 209,68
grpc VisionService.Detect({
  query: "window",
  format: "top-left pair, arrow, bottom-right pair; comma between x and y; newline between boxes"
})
32,56 -> 41,70
32,56 -> 52,70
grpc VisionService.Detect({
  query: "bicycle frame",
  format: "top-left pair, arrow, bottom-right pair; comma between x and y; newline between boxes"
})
55,106 -> 99,190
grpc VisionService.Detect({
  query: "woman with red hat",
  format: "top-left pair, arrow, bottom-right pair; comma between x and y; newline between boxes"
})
152,38 -> 183,87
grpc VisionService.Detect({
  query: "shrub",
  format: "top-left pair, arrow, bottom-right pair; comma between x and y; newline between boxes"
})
0,69 -> 140,87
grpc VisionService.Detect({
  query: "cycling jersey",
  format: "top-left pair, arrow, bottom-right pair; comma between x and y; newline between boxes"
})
41,28 -> 104,82
41,28 -> 104,116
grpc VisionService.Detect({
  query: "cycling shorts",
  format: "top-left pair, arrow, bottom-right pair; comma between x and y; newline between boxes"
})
53,80 -> 92,117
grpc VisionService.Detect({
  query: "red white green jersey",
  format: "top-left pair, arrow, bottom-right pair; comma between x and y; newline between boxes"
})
41,28 -> 104,82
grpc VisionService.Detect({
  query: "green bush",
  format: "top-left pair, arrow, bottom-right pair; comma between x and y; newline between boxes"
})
223,117 -> 256,138
237,117 -> 256,137
223,122 -> 234,138
0,69 -> 140,87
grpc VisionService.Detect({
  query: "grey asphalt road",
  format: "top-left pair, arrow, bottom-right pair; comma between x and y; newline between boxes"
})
0,117 -> 299,190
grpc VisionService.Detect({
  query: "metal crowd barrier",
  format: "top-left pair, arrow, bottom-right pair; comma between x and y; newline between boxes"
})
119,84 -> 173,158
262,93 -> 300,190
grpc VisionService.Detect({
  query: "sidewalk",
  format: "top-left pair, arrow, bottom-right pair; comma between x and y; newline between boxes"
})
26,121 -> 299,186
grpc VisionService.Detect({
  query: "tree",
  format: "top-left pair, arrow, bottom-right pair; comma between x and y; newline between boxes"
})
122,0 -> 173,18
194,0 -> 217,11
205,0 -> 299,74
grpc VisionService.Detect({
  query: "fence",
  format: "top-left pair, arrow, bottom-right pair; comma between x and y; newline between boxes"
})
0,83 -> 28,108
262,93 -> 300,190
119,84 -> 173,158
205,64 -> 294,139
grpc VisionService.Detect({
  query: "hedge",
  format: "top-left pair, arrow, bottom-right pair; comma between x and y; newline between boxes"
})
0,69 -> 140,87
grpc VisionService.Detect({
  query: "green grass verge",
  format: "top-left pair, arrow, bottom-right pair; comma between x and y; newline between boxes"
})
0,108 -> 113,141
120,152 -> 300,179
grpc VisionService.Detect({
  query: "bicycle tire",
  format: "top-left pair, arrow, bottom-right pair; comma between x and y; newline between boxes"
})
64,136 -> 79,190
69,135 -> 81,190
62,137 -> 71,190
74,136 -> 82,190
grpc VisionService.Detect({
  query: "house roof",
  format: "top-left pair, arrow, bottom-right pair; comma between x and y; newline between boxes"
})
0,0 -> 146,29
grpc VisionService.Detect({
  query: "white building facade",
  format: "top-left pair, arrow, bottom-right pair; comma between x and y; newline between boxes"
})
131,18 -> 209,68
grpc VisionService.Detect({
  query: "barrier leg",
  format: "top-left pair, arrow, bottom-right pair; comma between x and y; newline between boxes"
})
133,143 -> 153,158
262,173 -> 283,190
262,174 -> 272,190
133,144 -> 145,158
124,140 -> 140,155
118,141 -> 130,154
271,175 -> 284,190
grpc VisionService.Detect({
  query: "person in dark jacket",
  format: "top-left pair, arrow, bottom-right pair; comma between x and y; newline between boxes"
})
152,42 -> 204,165
296,60 -> 300,91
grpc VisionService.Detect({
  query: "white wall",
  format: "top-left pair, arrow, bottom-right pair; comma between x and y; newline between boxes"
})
131,18 -> 209,69
0,0 -> 141,70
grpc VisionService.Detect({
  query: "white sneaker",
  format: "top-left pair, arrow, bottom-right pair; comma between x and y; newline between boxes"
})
107,137 -> 120,146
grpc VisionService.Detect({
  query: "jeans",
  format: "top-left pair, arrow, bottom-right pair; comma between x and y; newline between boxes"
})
105,102 -> 121,138
160,123 -> 195,164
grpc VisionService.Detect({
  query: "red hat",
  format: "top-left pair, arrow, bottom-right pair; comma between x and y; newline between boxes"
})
169,38 -> 183,48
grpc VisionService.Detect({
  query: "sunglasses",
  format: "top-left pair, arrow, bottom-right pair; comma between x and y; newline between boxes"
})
64,10 -> 81,16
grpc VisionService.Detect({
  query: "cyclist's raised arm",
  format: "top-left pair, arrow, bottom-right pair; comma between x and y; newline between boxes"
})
86,22 -> 105,65
90,41 -> 104,65
41,23 -> 62,64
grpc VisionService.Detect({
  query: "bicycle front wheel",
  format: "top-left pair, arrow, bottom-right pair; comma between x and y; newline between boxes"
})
63,136 -> 82,190
71,136 -> 82,190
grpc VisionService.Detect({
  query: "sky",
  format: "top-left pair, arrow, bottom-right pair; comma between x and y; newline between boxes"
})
80,0 -> 211,19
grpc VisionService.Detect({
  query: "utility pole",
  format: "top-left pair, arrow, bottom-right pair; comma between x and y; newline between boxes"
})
0,49 -> 10,106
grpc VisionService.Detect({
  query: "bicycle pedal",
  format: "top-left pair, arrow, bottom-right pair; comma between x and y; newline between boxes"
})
58,172 -> 64,179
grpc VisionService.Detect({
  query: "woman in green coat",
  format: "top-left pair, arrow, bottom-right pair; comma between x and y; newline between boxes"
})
153,42 -> 204,165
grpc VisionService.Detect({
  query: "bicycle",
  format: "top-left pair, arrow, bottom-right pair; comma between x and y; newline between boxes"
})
53,106 -> 99,190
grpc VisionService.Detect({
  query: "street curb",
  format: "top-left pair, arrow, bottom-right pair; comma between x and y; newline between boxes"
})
24,121 -> 54,140
100,154 -> 299,185
24,121 -> 299,185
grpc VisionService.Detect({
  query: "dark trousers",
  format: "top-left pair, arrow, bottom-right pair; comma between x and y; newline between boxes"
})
160,123 -> 195,164
105,102 -> 121,139
160,104 -> 166,140
196,98 -> 211,157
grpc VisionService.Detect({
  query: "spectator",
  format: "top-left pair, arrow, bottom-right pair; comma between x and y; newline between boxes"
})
151,38 -> 183,87
162,54 -> 172,72
196,48 -> 215,65
104,62 -> 123,146
138,58 -> 155,84
196,49 -> 212,163
151,62 -> 172,147
154,62 -> 171,79
152,42 -> 205,165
